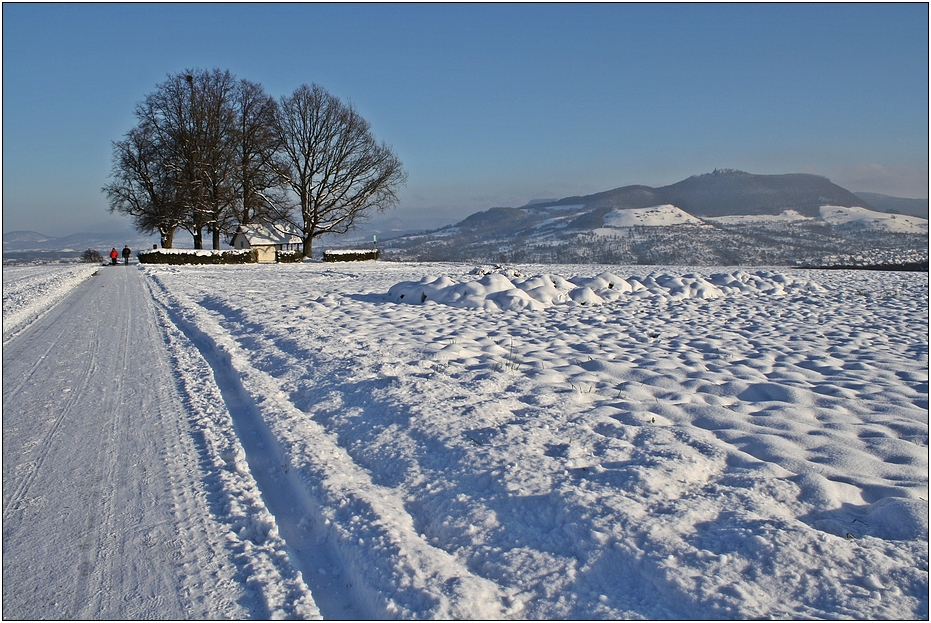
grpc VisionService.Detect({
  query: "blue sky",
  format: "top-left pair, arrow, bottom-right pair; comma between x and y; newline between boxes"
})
3,3 -> 928,237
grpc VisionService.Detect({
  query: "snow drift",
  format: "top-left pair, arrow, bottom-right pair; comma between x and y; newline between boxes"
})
387,268 -> 824,311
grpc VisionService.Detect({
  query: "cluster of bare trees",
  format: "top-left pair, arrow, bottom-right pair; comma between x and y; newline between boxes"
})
103,68 -> 406,256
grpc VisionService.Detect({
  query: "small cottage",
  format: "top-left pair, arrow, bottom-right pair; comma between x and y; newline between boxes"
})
230,224 -> 304,263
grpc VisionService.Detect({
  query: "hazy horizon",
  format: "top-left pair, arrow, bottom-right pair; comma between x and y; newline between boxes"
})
2,174 -> 928,240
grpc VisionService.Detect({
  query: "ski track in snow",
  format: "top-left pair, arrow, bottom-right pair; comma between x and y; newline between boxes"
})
3,261 -> 928,619
141,261 -> 927,619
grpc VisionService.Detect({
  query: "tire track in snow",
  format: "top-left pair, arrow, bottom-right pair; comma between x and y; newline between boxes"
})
146,286 -> 294,619
147,277 -> 351,618
145,270 -> 509,620
145,276 -> 321,619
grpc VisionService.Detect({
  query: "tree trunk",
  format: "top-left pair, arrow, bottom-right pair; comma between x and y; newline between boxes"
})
213,227 -> 221,250
160,227 -> 175,249
193,228 -> 203,250
303,234 -> 313,259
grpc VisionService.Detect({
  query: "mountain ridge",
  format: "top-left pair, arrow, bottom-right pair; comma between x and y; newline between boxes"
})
529,169 -> 873,218
382,169 -> 928,266
4,170 -> 928,267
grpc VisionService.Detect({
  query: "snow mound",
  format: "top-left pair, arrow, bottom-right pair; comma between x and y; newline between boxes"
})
862,497 -> 929,541
603,204 -> 705,228
387,269 -> 823,311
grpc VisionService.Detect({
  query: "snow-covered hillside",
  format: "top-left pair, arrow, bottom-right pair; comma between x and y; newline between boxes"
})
600,204 -> 705,229
820,205 -> 930,233
706,209 -> 813,225
380,170 -> 928,265
382,203 -> 928,266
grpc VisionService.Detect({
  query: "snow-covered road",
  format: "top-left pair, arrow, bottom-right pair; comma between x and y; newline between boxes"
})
2,266 -> 316,619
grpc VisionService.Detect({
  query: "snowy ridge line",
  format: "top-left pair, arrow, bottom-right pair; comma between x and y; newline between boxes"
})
145,271 -> 509,620
144,276 -> 321,619
2,264 -> 100,345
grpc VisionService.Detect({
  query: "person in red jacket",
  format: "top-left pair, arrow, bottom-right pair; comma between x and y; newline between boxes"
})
109,248 -> 119,265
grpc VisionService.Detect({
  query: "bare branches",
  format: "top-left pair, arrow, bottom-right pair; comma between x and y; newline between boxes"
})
275,84 -> 407,256
123,69 -> 240,248
233,79 -> 284,227
102,122 -> 184,248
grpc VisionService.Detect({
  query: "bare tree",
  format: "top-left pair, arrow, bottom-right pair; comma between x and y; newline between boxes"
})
107,74 -> 404,255
274,84 -> 407,257
136,69 -> 238,249
103,122 -> 184,248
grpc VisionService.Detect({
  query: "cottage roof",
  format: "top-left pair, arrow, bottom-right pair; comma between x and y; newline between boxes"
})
234,224 -> 303,246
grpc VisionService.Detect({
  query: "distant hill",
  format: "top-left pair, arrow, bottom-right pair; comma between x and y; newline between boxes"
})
538,169 -> 871,218
2,231 -> 58,245
661,170 -> 870,217
5,171 -> 927,268
853,192 -> 929,219
381,169 -> 928,267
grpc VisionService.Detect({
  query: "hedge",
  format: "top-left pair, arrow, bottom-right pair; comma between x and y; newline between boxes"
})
323,249 -> 380,262
277,249 -> 305,263
137,249 -> 258,265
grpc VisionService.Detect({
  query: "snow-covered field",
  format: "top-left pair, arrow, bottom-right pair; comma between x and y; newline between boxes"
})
4,261 -> 928,619
2,263 -> 99,343
706,205 -> 930,234
602,204 -> 705,229
820,205 -> 930,233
